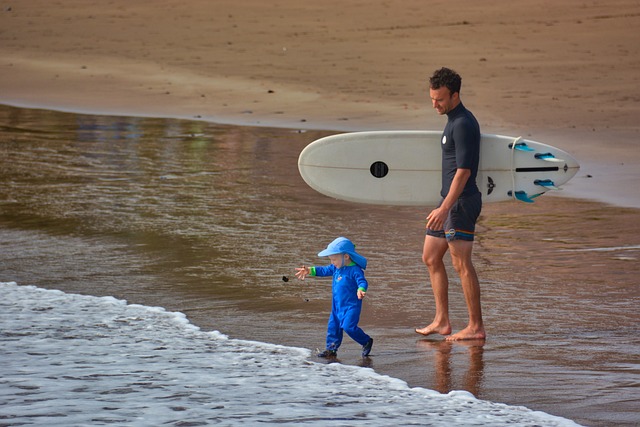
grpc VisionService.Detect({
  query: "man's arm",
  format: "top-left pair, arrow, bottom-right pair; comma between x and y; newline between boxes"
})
426,168 -> 470,231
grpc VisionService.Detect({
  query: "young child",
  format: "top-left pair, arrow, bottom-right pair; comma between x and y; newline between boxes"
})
295,237 -> 374,358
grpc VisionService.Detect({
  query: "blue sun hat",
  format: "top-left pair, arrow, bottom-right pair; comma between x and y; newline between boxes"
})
318,237 -> 367,269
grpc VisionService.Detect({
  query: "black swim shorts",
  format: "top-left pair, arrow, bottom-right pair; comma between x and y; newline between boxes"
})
426,192 -> 482,242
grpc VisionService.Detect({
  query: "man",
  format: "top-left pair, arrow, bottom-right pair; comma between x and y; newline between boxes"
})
415,67 -> 486,341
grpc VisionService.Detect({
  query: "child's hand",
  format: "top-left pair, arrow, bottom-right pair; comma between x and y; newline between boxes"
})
357,289 -> 366,300
295,266 -> 310,280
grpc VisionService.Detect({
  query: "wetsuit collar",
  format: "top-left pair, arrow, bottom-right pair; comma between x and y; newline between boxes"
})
446,102 -> 465,119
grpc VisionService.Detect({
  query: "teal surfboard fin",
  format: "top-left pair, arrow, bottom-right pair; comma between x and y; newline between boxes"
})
508,141 -> 535,152
535,152 -> 564,163
535,179 -> 560,190
508,190 -> 535,203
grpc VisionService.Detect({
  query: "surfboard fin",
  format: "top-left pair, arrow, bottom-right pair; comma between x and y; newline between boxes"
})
534,179 -> 561,190
508,190 -> 535,203
508,142 -> 535,152
535,152 -> 564,163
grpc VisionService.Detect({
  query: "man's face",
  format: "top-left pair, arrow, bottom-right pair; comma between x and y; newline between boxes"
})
430,86 -> 458,115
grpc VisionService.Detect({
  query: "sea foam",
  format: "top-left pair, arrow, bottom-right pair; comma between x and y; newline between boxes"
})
0,282 -> 582,426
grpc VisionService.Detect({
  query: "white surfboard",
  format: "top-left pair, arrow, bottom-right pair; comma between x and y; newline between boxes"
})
298,131 -> 580,205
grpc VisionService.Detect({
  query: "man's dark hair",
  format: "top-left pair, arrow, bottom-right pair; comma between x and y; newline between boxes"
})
429,67 -> 462,95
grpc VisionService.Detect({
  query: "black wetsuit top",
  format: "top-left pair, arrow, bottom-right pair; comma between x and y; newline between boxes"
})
440,102 -> 481,198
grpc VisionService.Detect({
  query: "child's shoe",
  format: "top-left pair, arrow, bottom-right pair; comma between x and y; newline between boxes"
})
317,349 -> 337,358
361,338 -> 373,357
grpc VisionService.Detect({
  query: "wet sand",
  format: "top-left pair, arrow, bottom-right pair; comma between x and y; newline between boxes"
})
1,2 -> 640,426
1,105 -> 638,426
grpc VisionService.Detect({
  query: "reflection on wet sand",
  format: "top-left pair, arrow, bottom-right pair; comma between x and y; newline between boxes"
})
417,339 -> 485,397
1,104 -> 638,427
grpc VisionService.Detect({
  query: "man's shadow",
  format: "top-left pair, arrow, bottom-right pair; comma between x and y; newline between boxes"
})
416,339 -> 485,397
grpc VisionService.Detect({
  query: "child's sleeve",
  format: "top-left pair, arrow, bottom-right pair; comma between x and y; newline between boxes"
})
355,270 -> 368,293
312,265 -> 335,277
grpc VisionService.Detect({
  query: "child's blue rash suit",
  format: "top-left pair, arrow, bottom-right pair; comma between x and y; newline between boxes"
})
310,262 -> 371,350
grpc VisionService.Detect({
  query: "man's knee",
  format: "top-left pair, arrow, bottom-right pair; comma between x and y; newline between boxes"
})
422,252 -> 444,270
423,236 -> 448,268
449,240 -> 475,273
451,256 -> 471,275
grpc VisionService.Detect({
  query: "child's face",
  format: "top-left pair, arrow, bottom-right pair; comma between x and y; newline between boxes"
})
328,253 -> 349,268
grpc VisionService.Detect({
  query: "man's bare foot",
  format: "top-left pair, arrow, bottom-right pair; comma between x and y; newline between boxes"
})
415,323 -> 451,337
445,326 -> 486,342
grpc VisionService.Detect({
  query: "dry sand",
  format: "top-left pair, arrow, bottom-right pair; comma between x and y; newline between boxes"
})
1,0 -> 640,207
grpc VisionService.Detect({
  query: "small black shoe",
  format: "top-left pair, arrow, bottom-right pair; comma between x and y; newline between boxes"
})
361,338 -> 373,357
317,349 -> 338,358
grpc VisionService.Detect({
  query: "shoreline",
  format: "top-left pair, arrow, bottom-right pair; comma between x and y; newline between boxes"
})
3,99 -> 639,210
2,1 -> 639,208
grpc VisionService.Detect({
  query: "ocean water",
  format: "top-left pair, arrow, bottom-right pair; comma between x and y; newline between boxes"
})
1,104 -> 638,426
0,282 -> 580,426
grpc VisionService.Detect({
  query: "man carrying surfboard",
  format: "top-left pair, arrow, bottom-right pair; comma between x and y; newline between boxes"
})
415,67 -> 486,342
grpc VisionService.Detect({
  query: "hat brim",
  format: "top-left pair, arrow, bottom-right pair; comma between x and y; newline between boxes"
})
317,249 -> 367,269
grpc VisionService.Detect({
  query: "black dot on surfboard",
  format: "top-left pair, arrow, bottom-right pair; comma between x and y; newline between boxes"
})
370,161 -> 389,178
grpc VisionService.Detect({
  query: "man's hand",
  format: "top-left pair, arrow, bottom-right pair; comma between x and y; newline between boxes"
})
427,168 -> 471,231
426,206 -> 449,231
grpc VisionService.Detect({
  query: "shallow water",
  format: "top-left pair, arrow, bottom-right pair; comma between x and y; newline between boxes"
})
1,104 -> 638,426
1,282 -> 581,426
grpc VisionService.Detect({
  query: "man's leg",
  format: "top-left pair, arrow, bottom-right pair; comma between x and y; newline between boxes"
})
415,235 -> 452,336
447,239 -> 486,341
